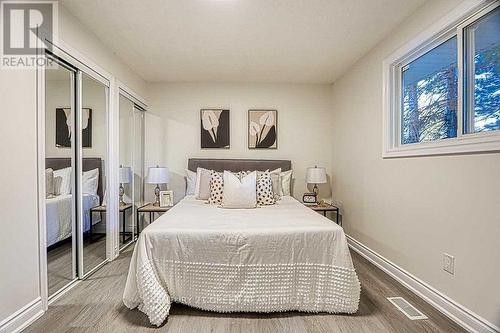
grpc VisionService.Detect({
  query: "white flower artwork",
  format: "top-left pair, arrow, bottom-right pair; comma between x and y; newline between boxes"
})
248,110 -> 277,149
200,109 -> 230,149
56,107 -> 92,148
202,110 -> 220,143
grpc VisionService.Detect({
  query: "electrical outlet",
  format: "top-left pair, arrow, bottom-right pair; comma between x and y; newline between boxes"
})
443,253 -> 455,275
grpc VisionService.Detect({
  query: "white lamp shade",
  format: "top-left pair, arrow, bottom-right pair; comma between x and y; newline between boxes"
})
119,166 -> 131,184
306,166 -> 327,184
147,167 -> 169,184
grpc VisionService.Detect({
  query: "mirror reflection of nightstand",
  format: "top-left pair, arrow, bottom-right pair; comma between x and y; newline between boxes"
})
90,203 -> 133,244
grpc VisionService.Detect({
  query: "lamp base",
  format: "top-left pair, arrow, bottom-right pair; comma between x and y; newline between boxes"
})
119,184 -> 126,206
153,184 -> 161,206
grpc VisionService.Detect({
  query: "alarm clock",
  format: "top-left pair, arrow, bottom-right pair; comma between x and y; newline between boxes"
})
303,192 -> 318,204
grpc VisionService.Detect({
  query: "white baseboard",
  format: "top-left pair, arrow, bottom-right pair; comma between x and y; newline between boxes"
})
346,235 -> 499,333
0,298 -> 44,333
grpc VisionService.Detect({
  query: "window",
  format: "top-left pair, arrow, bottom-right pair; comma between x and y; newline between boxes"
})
384,2 -> 500,157
401,37 -> 458,144
463,7 -> 500,134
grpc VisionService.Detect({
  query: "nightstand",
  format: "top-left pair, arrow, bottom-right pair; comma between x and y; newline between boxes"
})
90,203 -> 133,244
137,203 -> 173,234
306,202 -> 341,225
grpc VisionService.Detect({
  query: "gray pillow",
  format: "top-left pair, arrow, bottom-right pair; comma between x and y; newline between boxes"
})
185,169 -> 196,195
269,168 -> 281,200
45,168 -> 55,198
195,167 -> 212,200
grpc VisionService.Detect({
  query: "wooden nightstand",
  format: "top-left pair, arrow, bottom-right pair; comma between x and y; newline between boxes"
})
306,202 -> 341,225
137,203 -> 173,234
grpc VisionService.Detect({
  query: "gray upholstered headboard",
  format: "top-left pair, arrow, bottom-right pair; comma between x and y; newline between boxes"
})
188,158 -> 291,172
45,157 -> 104,203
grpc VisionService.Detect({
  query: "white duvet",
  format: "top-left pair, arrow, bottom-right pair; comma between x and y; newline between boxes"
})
46,193 -> 100,247
123,195 -> 360,325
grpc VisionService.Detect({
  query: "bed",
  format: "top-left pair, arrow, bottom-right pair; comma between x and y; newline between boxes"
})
45,158 -> 103,247
123,159 -> 360,326
46,193 -> 100,246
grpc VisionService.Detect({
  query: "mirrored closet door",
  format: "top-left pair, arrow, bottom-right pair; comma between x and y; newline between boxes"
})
80,73 -> 109,276
118,93 -> 145,250
45,59 -> 77,298
44,52 -> 111,296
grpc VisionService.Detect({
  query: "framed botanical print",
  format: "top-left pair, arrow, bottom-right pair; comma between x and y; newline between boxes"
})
200,109 -> 230,149
248,109 -> 277,149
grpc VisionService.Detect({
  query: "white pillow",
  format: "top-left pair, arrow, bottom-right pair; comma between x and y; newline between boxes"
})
195,167 -> 212,200
185,169 -> 196,195
102,190 -> 108,206
82,168 -> 99,195
279,170 -> 293,196
221,170 -> 257,209
240,170 -> 277,205
53,167 -> 72,195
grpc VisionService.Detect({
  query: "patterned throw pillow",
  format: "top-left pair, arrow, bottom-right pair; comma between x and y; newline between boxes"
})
256,171 -> 276,206
207,170 -> 224,204
241,170 -> 276,206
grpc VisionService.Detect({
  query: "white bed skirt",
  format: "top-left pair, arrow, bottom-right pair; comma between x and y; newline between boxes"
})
123,196 -> 360,325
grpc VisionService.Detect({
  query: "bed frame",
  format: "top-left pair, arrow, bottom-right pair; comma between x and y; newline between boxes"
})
188,158 -> 291,173
45,157 -> 104,204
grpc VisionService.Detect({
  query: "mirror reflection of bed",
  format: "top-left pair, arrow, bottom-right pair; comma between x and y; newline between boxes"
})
45,158 -> 106,296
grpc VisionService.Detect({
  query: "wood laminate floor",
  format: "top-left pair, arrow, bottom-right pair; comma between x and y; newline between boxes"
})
27,246 -> 465,333
47,236 -> 107,296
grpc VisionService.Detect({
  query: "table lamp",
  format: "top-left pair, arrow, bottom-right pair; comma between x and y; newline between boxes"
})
306,166 -> 327,197
119,166 -> 131,206
147,166 -> 169,206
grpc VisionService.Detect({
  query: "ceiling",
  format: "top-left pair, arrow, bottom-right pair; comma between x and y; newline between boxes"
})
60,0 -> 427,83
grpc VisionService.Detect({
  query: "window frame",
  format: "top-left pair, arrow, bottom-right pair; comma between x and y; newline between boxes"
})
383,0 -> 500,158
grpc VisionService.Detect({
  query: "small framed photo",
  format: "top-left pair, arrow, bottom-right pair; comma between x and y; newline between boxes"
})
159,190 -> 174,207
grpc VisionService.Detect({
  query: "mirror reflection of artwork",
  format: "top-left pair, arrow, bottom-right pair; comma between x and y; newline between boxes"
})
200,109 -> 230,149
56,108 -> 92,148
248,109 -> 277,149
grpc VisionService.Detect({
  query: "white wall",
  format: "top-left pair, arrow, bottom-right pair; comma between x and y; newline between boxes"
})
0,69 -> 41,328
146,82 -> 335,204
0,6 -> 146,329
329,0 -> 500,328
